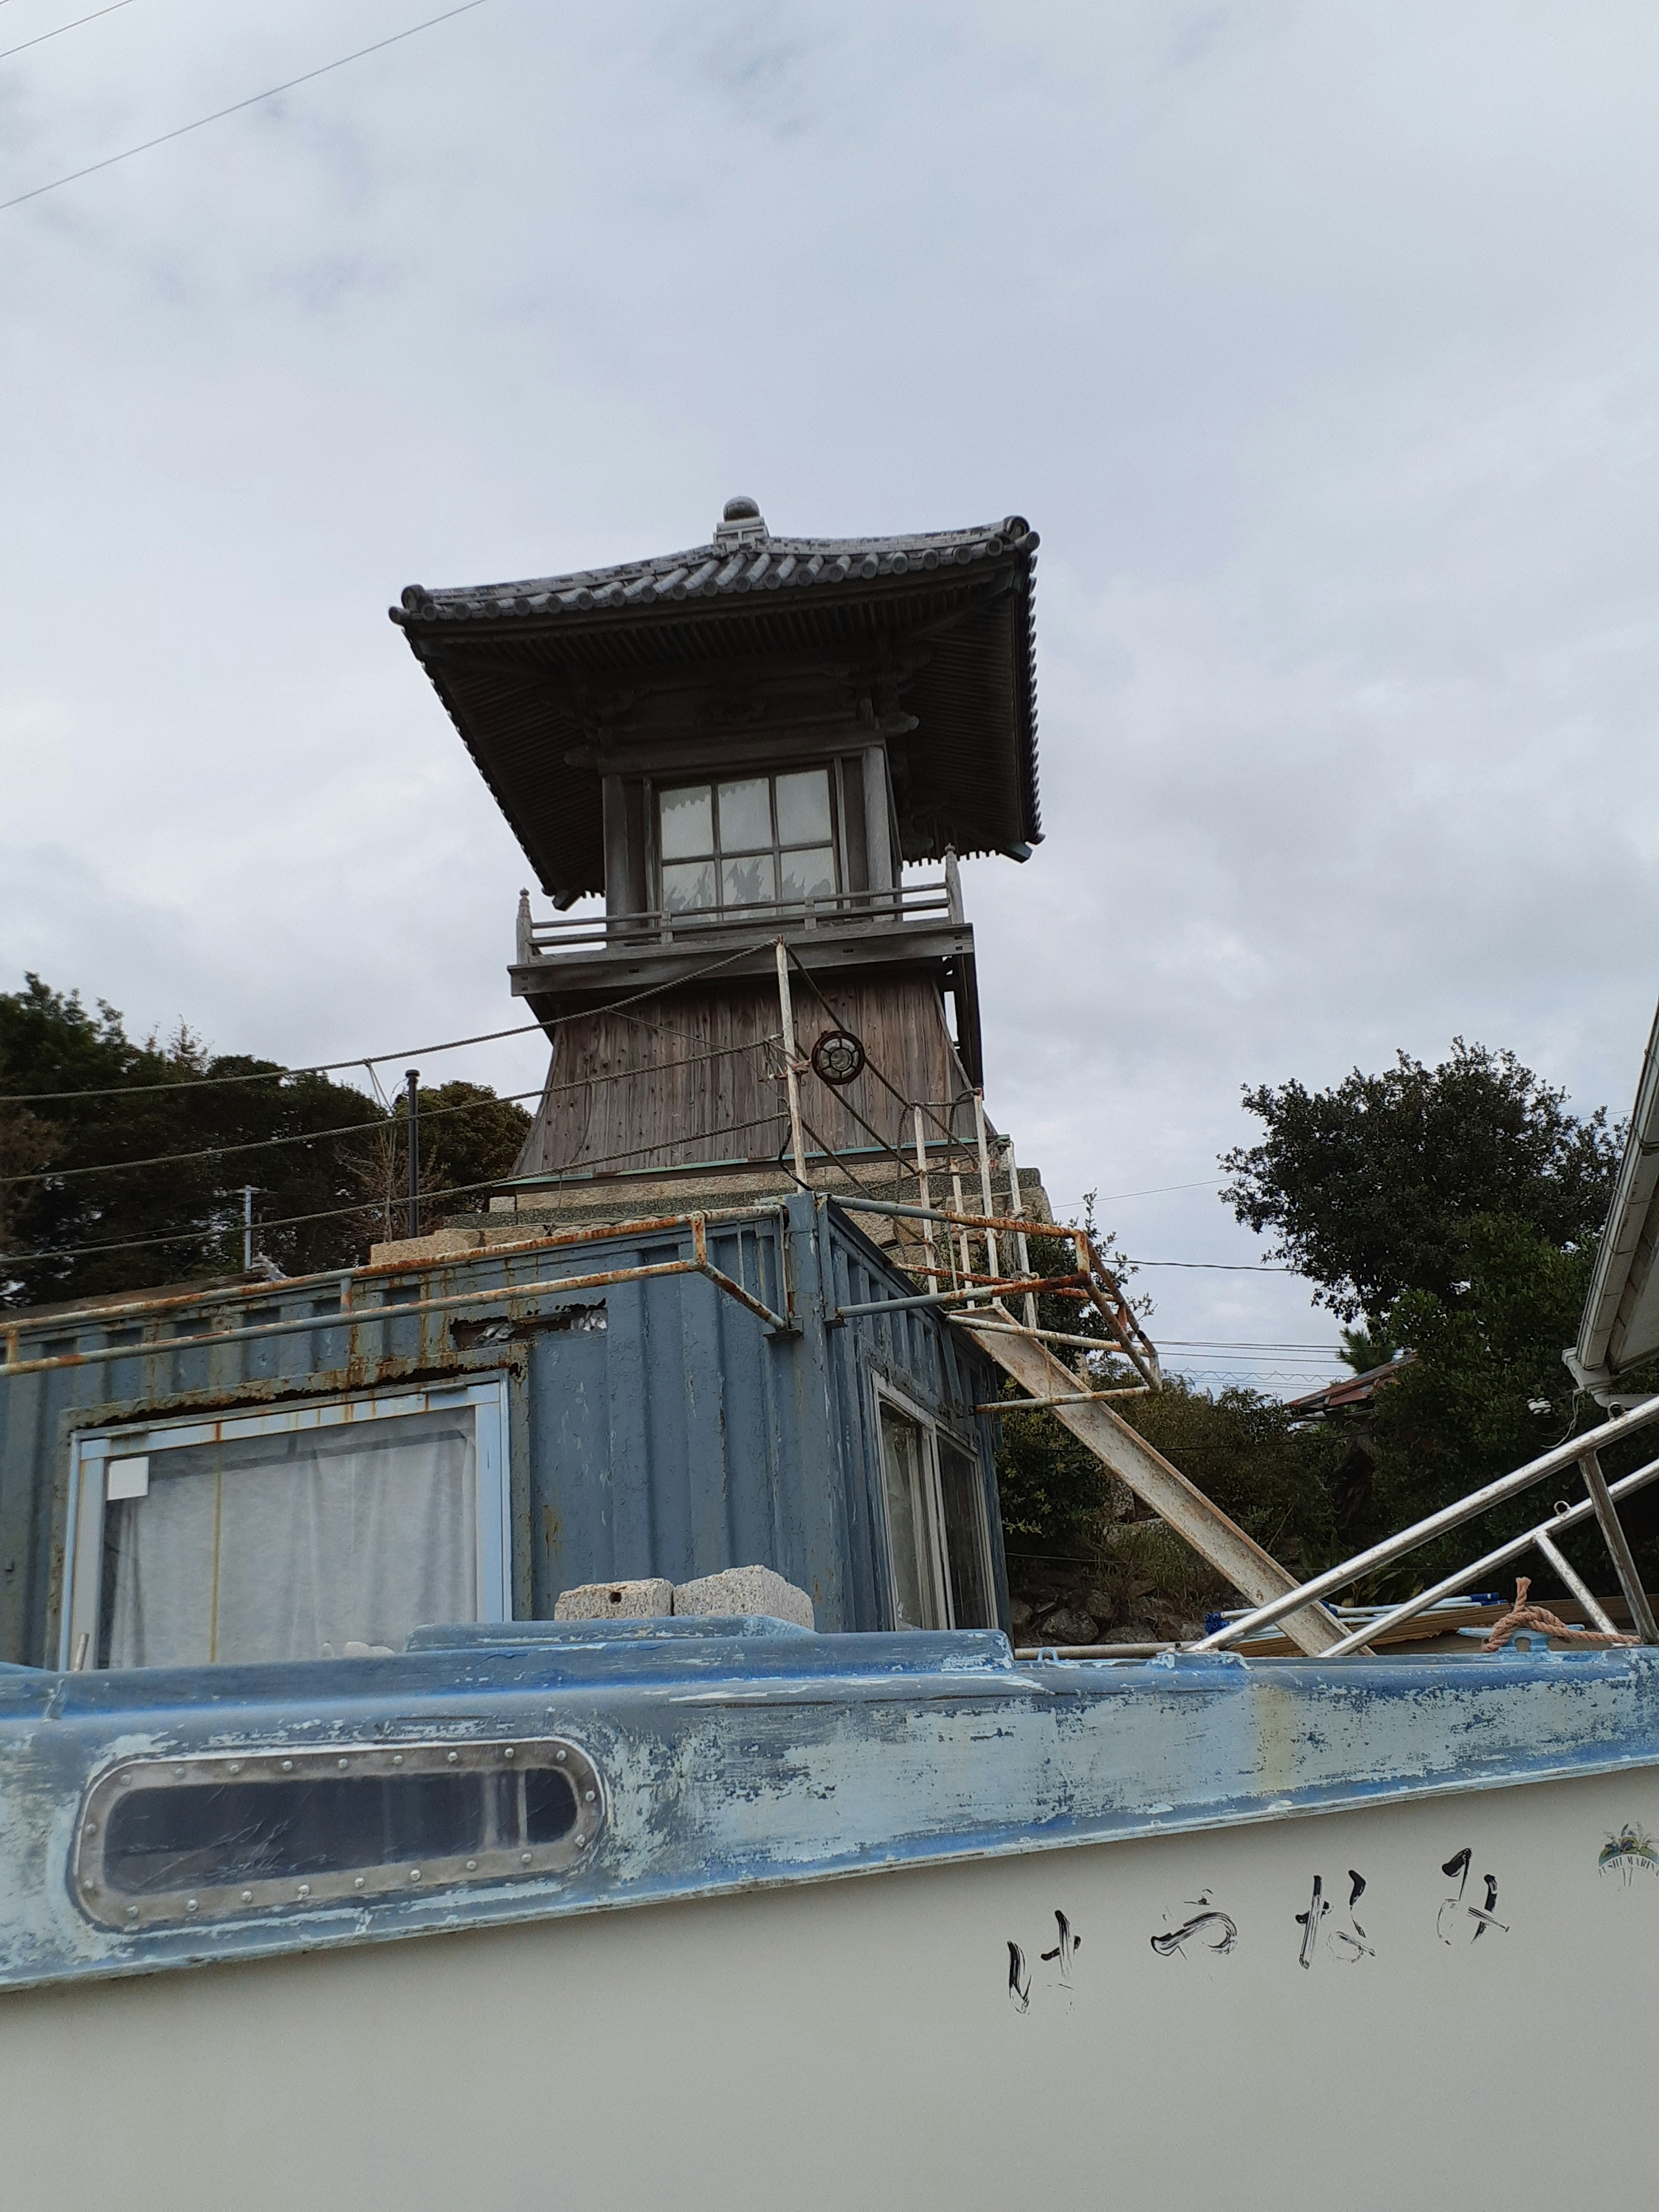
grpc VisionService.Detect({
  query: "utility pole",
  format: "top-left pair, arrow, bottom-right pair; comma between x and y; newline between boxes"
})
242,1186 -> 255,1272
405,1069 -> 420,1239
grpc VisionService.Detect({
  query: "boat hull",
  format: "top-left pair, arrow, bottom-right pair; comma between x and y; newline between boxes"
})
2,1759 -> 1655,2210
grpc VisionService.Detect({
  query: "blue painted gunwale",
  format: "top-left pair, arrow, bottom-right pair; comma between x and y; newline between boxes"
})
1,1621 -> 1656,1993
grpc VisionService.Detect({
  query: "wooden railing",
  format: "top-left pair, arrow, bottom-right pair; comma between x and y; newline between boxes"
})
515,862 -> 966,963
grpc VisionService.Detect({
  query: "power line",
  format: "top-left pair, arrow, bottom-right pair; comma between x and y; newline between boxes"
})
0,1023 -> 785,1190
0,1080 -> 550,1187
1120,1257 -> 1296,1273
0,0 -> 133,66
1,945 -> 757,1103
0,1108 -> 801,1268
0,0 -> 495,215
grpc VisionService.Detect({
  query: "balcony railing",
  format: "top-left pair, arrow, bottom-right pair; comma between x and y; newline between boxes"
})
515,862 -> 966,964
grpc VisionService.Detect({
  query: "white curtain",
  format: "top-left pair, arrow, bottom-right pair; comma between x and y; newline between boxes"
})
104,1407 -> 478,1668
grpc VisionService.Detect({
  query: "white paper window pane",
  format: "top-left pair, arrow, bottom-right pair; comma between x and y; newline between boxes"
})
779,847 -> 836,903
775,769 -> 832,846
662,859 -> 717,913
721,853 -> 777,907
101,1407 -> 478,1669
717,778 -> 772,852
879,1408 -> 939,1630
659,785 -> 713,859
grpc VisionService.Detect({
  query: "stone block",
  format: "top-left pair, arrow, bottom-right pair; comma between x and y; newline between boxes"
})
672,1565 -> 815,1629
367,1227 -> 488,1266
553,1577 -> 674,1621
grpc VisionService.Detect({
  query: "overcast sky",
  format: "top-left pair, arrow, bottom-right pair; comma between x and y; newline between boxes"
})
5,1 -> 1659,1389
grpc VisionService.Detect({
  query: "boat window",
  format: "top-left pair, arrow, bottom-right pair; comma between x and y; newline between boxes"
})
63,1382 -> 511,1672
74,1738 -> 602,1930
658,769 -> 838,918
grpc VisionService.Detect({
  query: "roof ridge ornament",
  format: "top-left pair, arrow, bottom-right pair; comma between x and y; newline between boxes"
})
713,494 -> 768,550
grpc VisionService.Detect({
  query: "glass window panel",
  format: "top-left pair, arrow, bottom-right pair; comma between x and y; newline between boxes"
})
717,778 -> 773,852
779,847 -> 837,904
879,1407 -> 940,1630
659,785 -> 714,859
99,1408 -> 478,1669
938,1446 -> 995,1629
775,768 -> 832,846
722,853 -> 777,908
662,859 -> 717,914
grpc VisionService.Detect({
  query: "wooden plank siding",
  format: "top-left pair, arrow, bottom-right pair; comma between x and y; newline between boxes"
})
515,971 -> 976,1179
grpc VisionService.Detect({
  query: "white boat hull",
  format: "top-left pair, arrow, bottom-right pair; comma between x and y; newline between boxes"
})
3,1761 -> 1654,2210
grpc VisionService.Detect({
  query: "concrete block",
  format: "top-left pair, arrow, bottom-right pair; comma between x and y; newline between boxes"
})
672,1566 -> 815,1629
553,1577 -> 674,1621
367,1227 -> 488,1266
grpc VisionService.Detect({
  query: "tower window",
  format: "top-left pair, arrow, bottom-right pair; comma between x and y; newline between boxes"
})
658,770 -> 837,916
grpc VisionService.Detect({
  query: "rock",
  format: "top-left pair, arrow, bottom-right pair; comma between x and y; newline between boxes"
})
553,1577 -> 674,1621
1007,1597 -> 1035,1636
1036,1605 -> 1100,1646
673,1565 -> 815,1629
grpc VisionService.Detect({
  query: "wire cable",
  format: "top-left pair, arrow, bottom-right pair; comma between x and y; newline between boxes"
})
0,0 -> 133,65
1,944 -> 758,1103
0,1108 -> 800,1268
0,1024 -> 788,1188
0,0 -> 495,214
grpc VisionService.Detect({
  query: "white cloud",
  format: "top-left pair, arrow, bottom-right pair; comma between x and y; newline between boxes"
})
4,0 -> 1658,1387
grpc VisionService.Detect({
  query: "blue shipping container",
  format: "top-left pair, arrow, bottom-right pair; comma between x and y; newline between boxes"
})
0,1195 -> 1007,1666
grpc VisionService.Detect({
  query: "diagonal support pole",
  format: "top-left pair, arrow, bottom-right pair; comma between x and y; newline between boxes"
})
1579,1448 -> 1659,1643
960,1320 -> 1348,1656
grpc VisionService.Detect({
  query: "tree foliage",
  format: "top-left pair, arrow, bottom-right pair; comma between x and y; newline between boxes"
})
1219,1040 -> 1620,1322
0,976 -> 531,1307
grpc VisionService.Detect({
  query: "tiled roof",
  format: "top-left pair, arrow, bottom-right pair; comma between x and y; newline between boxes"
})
391,500 -> 1041,903
392,505 -> 1037,623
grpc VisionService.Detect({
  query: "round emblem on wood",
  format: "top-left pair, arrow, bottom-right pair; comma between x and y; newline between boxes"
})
810,1029 -> 866,1087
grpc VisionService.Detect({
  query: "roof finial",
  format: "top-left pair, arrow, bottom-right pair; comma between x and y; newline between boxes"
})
714,494 -> 768,548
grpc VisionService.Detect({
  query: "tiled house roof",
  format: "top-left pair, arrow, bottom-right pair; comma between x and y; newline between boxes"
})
391,499 -> 1041,904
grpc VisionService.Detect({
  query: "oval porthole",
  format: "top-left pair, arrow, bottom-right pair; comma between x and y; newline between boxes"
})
73,1738 -> 603,1931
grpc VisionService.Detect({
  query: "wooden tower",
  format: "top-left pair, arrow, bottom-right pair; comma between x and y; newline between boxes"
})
391,498 -> 1041,1217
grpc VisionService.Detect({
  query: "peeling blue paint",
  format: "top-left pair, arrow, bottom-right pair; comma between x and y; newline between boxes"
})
0,1621 -> 1656,1993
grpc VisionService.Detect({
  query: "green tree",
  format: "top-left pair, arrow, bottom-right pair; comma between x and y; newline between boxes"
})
1220,1041 -> 1619,1322
0,976 -> 531,1305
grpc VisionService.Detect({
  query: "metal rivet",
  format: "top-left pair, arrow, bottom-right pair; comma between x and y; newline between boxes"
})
584,1789 -> 595,1802
392,1754 -> 403,1767
84,1819 -> 97,1834
240,1890 -> 253,1904
353,1877 -> 365,1891
228,1762 -> 241,1776
185,1898 -> 198,1914
410,1869 -> 422,1883
503,1747 -> 515,1761
575,1834 -> 587,1849
555,1749 -> 566,1763
447,1750 -> 458,1764
521,1851 -> 532,1866
281,1760 -> 294,1773
126,1905 -> 139,1919
121,1772 -> 134,1786
297,1883 -> 310,1898
82,1878 -> 97,1892
337,1757 -> 349,1770
465,1859 -> 477,1872
173,1766 -> 186,1780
